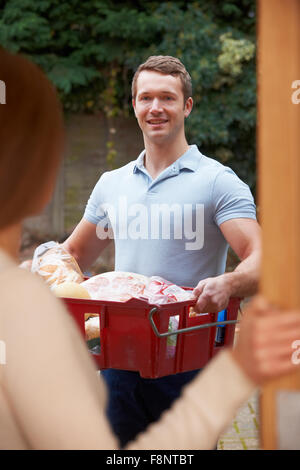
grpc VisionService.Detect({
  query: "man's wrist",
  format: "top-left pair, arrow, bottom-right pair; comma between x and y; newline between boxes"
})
221,272 -> 239,298
222,270 -> 254,299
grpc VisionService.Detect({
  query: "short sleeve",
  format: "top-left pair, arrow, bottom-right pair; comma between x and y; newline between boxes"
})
83,173 -> 109,227
212,167 -> 256,226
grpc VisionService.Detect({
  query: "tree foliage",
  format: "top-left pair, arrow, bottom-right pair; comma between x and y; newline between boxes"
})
0,0 -> 257,191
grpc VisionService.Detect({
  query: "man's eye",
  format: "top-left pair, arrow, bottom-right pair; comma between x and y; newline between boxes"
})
164,96 -> 173,101
141,96 -> 150,100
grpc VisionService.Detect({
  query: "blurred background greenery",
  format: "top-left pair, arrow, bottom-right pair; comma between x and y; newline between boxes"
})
0,0 -> 256,191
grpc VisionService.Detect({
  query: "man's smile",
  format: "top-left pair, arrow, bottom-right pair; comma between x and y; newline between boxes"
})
146,118 -> 168,126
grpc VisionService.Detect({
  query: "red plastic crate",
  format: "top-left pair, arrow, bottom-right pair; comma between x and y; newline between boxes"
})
63,294 -> 240,378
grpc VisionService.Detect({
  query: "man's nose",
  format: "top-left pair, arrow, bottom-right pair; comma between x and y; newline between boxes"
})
150,98 -> 163,113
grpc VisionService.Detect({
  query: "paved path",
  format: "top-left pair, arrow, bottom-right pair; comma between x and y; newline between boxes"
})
217,307 -> 261,450
217,391 -> 260,450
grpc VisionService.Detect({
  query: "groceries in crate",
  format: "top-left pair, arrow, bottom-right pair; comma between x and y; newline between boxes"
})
21,243 -> 195,354
30,242 -> 84,288
81,272 -> 194,304
80,273 -> 194,356
21,241 -> 194,305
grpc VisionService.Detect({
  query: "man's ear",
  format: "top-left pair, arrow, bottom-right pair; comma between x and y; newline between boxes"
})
132,98 -> 137,117
184,97 -> 193,118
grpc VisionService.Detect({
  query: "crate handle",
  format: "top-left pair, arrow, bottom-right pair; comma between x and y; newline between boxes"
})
148,307 -> 239,338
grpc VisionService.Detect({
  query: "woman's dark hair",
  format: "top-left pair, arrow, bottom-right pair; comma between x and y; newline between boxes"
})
0,48 -> 64,229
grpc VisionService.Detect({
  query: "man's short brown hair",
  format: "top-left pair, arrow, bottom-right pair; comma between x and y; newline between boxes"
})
131,55 -> 192,103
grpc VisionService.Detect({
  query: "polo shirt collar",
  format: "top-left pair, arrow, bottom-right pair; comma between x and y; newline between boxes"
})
133,150 -> 147,173
177,145 -> 201,172
133,145 -> 201,174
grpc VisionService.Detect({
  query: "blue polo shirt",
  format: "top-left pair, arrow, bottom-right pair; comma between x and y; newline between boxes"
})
84,145 -> 256,287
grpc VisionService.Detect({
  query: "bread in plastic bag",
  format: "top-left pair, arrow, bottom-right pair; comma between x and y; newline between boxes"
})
31,241 -> 84,289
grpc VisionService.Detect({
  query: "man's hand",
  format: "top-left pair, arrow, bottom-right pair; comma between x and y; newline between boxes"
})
231,295 -> 300,385
192,274 -> 232,313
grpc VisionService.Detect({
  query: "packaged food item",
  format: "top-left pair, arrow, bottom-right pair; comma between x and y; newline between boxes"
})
52,281 -> 91,299
166,315 -> 180,358
85,316 -> 100,341
142,276 -> 194,305
215,309 -> 227,345
31,241 -> 84,289
81,271 -> 149,302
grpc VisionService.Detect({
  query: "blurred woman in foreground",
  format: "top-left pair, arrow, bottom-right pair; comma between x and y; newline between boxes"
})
0,48 -> 299,450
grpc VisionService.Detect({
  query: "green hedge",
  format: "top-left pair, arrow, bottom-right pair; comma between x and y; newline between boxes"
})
0,0 -> 257,192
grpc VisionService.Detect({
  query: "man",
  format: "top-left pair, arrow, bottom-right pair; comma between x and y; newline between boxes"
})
62,56 -> 261,446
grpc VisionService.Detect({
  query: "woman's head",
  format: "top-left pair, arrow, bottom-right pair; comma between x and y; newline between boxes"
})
0,48 -> 64,230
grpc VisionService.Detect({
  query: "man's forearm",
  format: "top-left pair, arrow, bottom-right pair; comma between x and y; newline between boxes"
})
61,239 -> 86,270
62,239 -> 112,273
223,250 -> 261,299
60,218 -> 113,273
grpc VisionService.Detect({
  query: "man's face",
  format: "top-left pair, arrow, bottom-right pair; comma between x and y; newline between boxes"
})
132,70 -> 193,145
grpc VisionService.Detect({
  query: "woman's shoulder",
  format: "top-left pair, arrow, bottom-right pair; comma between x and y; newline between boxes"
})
0,264 -> 70,326
1,263 -> 57,297
0,262 -> 89,372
